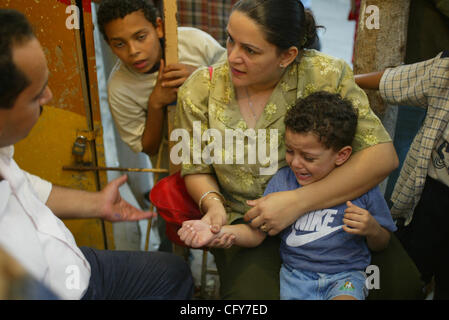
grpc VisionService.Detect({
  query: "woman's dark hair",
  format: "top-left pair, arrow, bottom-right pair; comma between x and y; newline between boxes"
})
285,91 -> 358,151
232,0 -> 320,51
97,0 -> 160,41
0,9 -> 34,109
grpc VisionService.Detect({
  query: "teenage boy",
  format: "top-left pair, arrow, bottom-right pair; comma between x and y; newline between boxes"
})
178,91 -> 397,300
97,0 -> 226,252
97,0 -> 226,157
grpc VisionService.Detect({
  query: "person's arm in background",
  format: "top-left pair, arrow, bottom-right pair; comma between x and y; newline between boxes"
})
354,71 -> 384,90
46,175 -> 155,222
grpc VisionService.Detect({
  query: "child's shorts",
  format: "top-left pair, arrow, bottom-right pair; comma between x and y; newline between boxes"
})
280,265 -> 369,300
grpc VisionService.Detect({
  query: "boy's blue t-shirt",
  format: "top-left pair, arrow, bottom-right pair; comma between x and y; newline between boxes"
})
264,166 -> 397,274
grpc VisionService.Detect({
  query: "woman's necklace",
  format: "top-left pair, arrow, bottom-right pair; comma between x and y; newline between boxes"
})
245,86 -> 257,119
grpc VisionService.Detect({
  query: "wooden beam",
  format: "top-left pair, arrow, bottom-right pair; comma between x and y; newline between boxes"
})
163,0 -> 181,174
163,0 -> 179,65
353,0 -> 410,116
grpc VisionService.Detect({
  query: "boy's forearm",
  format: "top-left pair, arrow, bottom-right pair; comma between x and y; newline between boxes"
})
366,226 -> 391,252
141,101 -> 165,156
221,224 -> 266,247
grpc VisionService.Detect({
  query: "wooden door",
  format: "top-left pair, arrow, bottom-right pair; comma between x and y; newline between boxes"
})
1,0 -> 114,249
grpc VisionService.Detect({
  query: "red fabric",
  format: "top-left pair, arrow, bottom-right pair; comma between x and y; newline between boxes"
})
348,0 -> 361,64
150,172 -> 202,246
57,0 -> 92,12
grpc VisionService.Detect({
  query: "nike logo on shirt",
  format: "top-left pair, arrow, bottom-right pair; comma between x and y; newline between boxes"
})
286,209 -> 343,247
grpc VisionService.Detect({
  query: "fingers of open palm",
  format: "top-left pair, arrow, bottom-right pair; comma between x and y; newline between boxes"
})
178,224 -> 195,243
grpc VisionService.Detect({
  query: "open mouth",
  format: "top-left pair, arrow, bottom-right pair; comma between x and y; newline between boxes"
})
295,172 -> 312,182
133,59 -> 148,70
230,66 -> 246,76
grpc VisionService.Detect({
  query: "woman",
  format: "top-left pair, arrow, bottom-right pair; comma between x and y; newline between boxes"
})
175,0 -> 414,299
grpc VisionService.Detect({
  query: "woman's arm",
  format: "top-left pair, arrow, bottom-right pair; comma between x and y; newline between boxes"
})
245,142 -> 398,235
246,57 -> 397,235
184,174 -> 228,233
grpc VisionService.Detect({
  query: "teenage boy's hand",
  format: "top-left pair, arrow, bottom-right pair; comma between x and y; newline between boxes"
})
148,59 -> 180,109
161,63 -> 196,88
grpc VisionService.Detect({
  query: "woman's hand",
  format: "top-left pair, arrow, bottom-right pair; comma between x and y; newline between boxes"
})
201,198 -> 228,234
244,190 -> 301,236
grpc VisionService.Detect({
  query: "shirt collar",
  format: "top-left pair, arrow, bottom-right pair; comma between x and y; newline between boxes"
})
0,145 -> 14,159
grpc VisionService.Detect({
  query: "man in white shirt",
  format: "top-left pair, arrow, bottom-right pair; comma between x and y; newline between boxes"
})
0,9 -> 193,300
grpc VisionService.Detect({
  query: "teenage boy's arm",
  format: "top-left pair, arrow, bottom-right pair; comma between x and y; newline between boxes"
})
354,71 -> 384,90
141,60 -> 197,155
342,200 -> 390,251
357,56 -> 437,109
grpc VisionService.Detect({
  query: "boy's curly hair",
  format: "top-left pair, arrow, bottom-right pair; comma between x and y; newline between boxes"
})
285,91 -> 358,151
97,0 -> 159,41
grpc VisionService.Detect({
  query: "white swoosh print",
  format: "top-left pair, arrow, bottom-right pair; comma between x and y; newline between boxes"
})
286,225 -> 343,247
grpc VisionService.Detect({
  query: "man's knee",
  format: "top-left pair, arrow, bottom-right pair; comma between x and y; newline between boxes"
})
164,253 -> 192,281
157,252 -> 194,299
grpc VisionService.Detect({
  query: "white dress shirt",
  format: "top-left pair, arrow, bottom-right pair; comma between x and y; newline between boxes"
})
0,146 -> 91,299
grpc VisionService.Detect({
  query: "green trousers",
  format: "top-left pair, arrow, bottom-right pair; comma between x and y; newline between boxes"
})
211,231 -> 424,300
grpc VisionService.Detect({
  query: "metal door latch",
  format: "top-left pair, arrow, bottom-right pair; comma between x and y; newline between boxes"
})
72,135 -> 87,158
